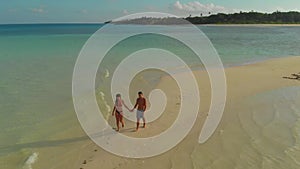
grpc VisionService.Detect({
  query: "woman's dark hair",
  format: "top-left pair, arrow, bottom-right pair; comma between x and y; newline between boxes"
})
138,91 -> 143,95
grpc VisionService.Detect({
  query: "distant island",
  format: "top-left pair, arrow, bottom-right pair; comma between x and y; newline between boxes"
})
113,11 -> 300,25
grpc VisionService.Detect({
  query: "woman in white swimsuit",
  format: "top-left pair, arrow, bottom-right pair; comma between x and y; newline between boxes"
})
112,94 -> 130,131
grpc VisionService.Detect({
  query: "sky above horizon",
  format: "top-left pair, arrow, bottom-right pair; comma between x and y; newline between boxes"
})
0,0 -> 299,24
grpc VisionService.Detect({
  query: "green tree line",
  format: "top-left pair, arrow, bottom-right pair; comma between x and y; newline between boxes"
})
113,11 -> 300,25
186,11 -> 300,24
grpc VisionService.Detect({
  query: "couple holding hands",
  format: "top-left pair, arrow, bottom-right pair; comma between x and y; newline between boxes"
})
112,91 -> 146,132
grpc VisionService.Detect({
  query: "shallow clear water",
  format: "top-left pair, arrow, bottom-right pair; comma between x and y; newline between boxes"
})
0,24 -> 300,168
192,86 -> 300,169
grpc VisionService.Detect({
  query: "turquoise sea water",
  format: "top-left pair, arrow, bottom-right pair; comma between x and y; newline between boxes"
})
0,24 -> 300,168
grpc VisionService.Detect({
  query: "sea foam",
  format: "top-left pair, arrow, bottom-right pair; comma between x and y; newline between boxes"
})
22,152 -> 38,169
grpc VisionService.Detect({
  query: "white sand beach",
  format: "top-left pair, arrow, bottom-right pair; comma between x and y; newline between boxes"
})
29,56 -> 300,169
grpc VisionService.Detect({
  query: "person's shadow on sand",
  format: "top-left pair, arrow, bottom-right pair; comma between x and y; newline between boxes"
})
112,127 -> 136,133
0,127 -> 135,155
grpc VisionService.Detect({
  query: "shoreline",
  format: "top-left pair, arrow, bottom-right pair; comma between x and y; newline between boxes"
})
226,55 -> 300,69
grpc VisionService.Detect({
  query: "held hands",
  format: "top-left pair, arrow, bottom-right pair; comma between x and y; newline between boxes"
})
125,107 -> 132,112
